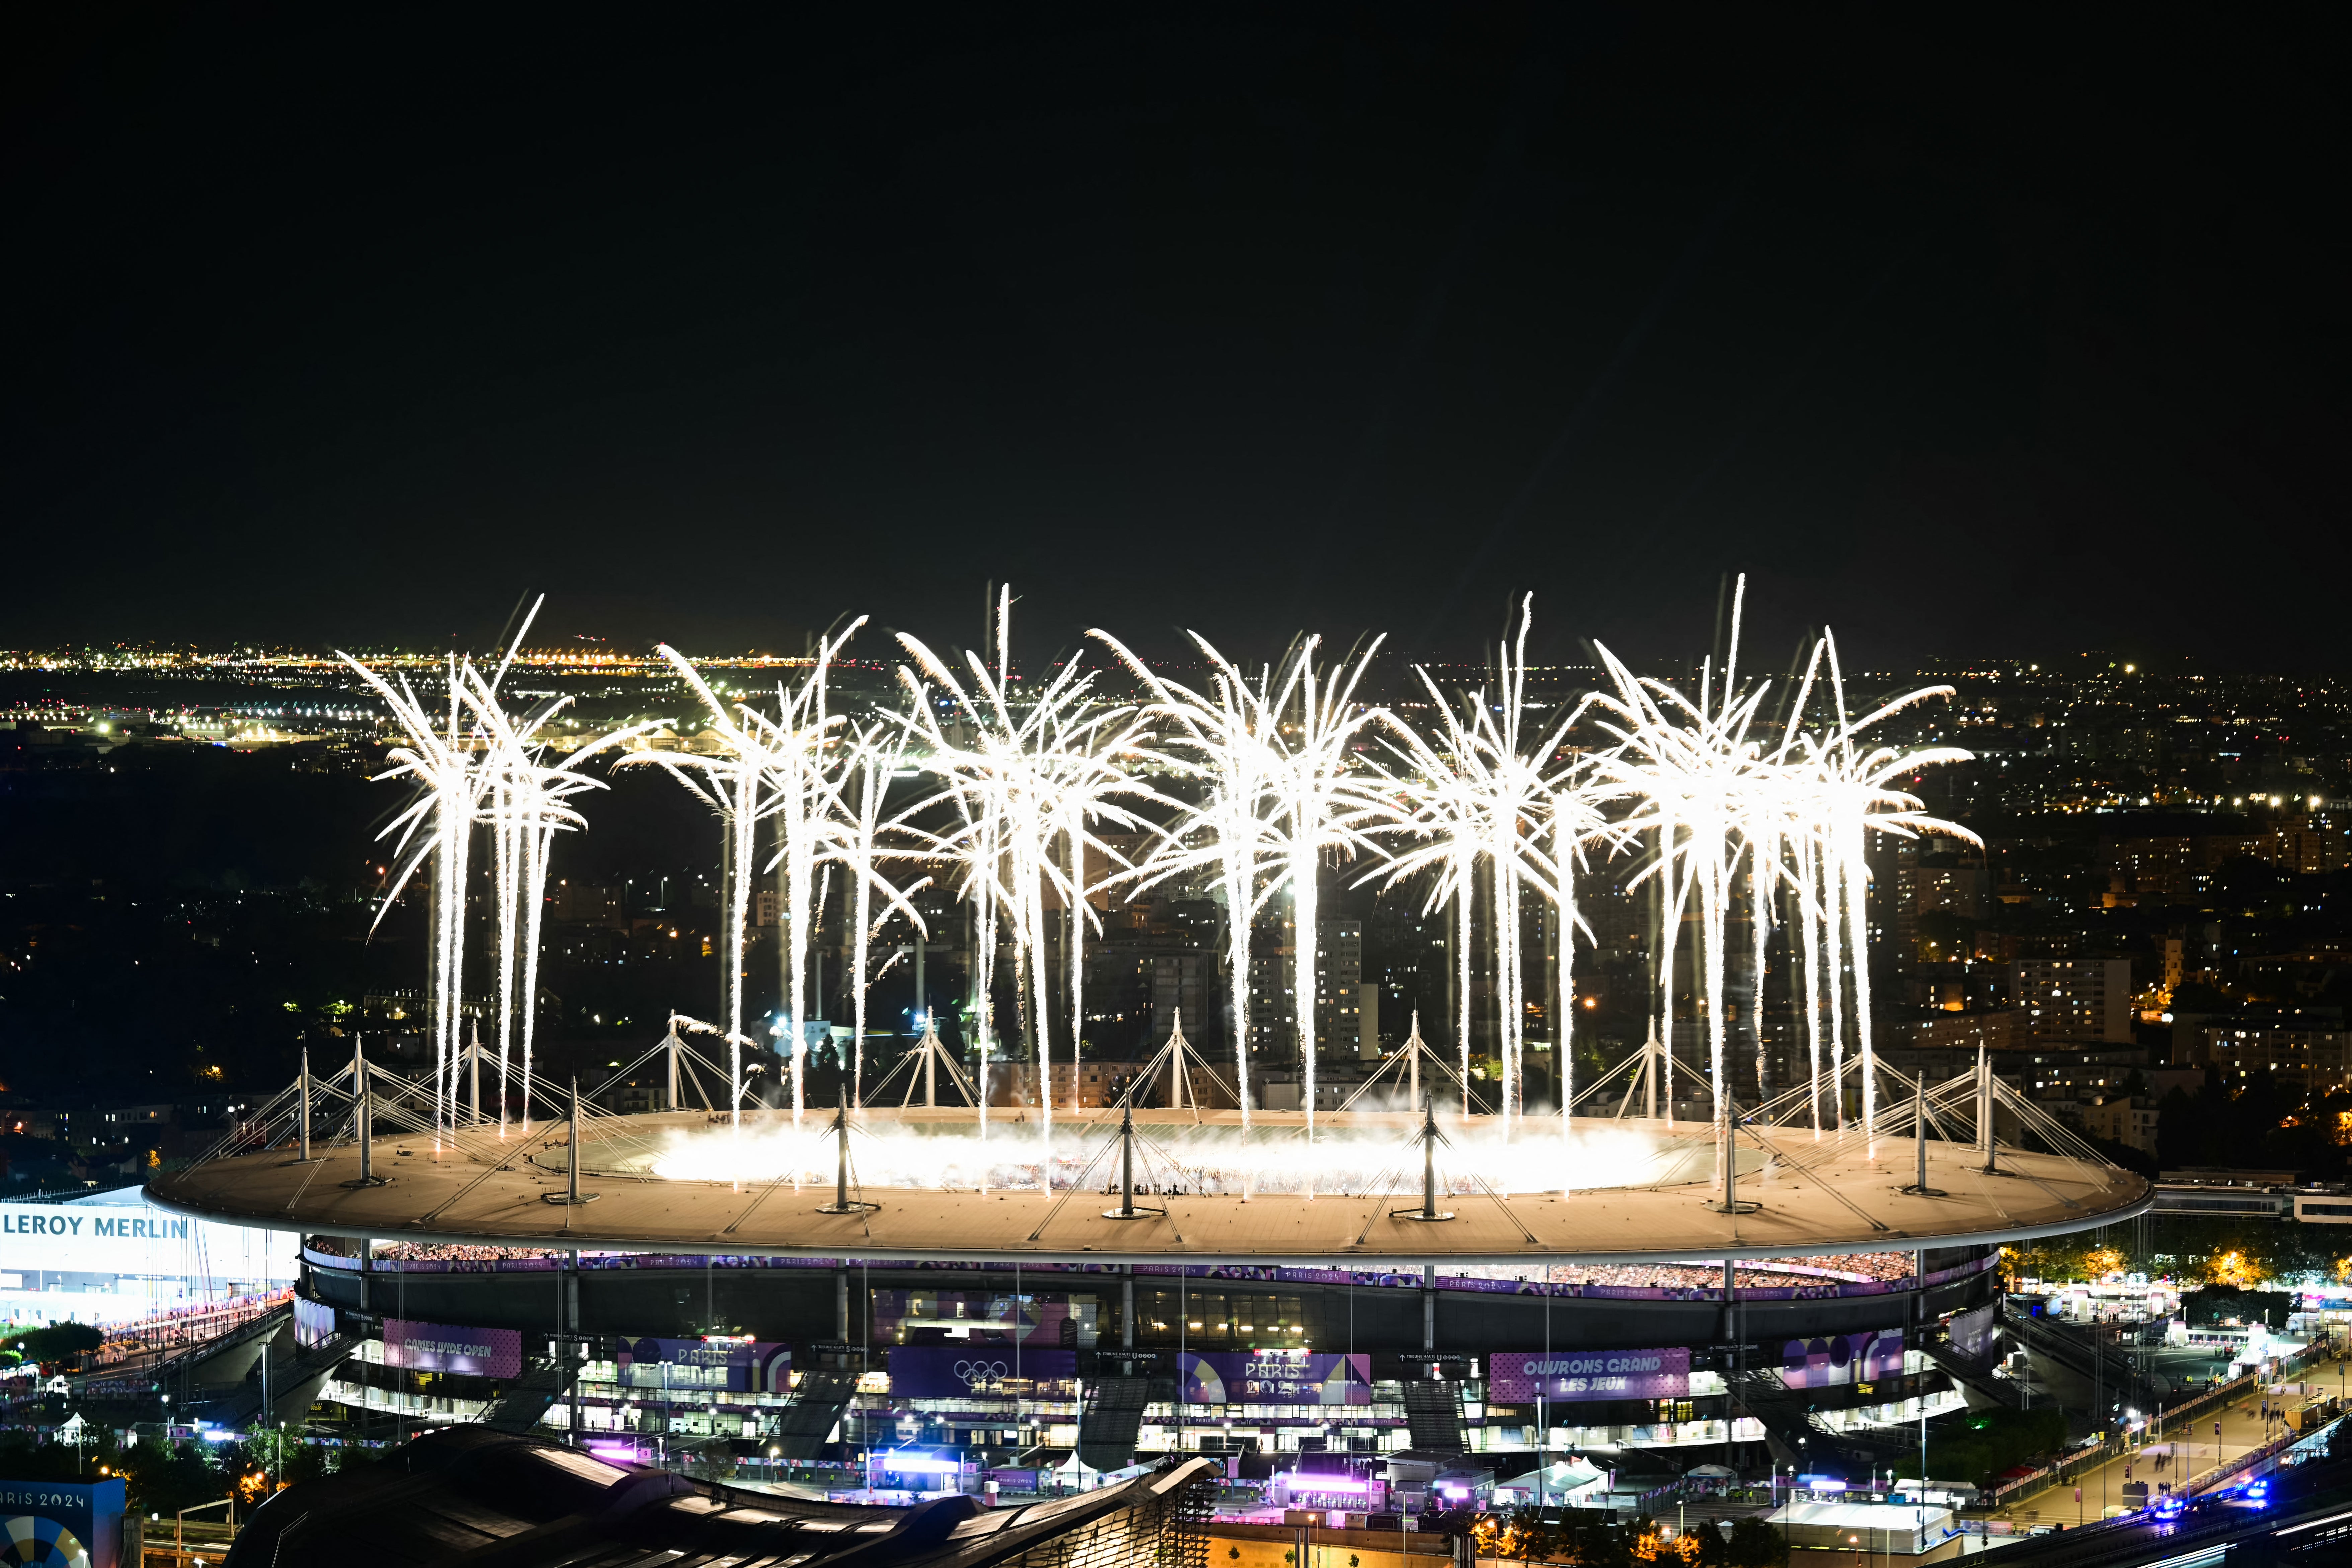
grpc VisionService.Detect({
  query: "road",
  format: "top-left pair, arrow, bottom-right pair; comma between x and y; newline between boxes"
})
1996,1365 -> 2351,1531
1966,1461 -> 2352,1567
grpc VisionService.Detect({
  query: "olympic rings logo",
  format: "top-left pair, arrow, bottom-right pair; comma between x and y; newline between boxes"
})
955,1359 -> 1012,1386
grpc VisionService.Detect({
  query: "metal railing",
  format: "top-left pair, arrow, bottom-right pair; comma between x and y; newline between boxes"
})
1985,1338 -> 2334,1509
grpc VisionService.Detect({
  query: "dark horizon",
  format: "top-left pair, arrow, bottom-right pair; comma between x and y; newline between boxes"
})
8,7 -> 2343,670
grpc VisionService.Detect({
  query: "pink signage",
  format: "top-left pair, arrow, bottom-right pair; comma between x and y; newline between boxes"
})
1488,1347 -> 1690,1402
382,1318 -> 523,1379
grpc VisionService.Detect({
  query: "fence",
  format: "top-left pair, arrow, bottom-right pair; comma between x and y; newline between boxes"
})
2182,1397 -> 2344,1494
93,1289 -> 293,1363
1985,1338 -> 2335,1508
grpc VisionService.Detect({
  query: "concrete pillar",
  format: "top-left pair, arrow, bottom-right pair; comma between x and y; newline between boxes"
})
565,1248 -> 582,1447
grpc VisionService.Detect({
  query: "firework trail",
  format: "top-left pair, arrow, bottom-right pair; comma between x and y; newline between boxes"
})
826,720 -> 933,1106
627,623 -> 862,1123
901,589 -> 1156,1175
344,599 -> 644,1133
1095,629 -> 1382,1136
343,653 -> 485,1135
1358,598 -> 1627,1143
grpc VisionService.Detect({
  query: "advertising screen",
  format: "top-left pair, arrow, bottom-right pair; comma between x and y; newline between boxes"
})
382,1319 -> 523,1379
871,1289 -> 1097,1348
889,1345 -> 1078,1397
0,1477 -> 124,1568
1947,1304 -> 1997,1361
1777,1329 -> 1904,1389
293,1295 -> 337,1348
1176,1351 -> 1371,1405
1487,1347 -> 1690,1402
614,1337 -> 788,1392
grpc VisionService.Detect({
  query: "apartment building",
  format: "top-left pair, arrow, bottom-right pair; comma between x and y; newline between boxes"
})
2013,957 -> 2133,1043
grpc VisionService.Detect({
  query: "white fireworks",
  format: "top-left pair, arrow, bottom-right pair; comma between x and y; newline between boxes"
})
344,597 -> 646,1133
342,579 -> 1978,1192
897,589 -> 1158,1174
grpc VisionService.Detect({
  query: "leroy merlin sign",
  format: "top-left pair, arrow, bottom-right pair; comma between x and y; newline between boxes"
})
0,1202 -> 199,1271
1,1210 -> 191,1240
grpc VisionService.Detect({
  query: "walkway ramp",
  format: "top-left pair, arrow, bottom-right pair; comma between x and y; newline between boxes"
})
481,1353 -> 580,1434
1924,1341 -> 2026,1412
1077,1376 -> 1157,1472
773,1369 -> 861,1460
1403,1380 -> 1465,1454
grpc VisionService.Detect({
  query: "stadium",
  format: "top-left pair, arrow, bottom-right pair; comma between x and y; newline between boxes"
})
144,1048 -> 2146,1487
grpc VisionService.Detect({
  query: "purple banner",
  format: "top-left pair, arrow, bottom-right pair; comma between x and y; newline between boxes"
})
1948,1304 -> 1997,1362
1177,1350 -> 1371,1406
889,1344 -> 1078,1397
615,1336 -> 787,1392
1778,1329 -> 1904,1389
293,1295 -> 336,1348
382,1318 -> 522,1379
1488,1347 -> 1690,1403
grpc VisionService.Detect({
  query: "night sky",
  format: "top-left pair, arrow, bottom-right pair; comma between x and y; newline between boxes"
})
7,6 -> 2344,668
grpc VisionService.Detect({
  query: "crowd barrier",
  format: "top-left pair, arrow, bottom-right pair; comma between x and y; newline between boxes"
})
92,1290 -> 293,1363
1985,1339 -> 2335,1508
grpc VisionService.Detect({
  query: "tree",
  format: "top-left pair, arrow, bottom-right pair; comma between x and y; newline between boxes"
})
1725,1517 -> 1788,1568
2,1321 -> 103,1366
2086,1132 -> 2159,1180
0,1430 -> 110,1483
1551,1507 -> 1632,1567
115,1433 -> 225,1516
236,1426 -> 339,1491
1924,1406 -> 2068,1487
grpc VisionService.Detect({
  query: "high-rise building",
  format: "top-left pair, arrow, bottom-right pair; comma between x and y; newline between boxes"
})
1894,857 -> 1990,954
2190,1011 -> 2352,1091
1315,916 -> 1363,1052
1247,915 -> 1363,1062
2082,1095 -> 2160,1156
550,880 -> 624,928
1150,952 -> 1208,1041
1368,895 -> 1448,1048
2013,958 -> 2134,1044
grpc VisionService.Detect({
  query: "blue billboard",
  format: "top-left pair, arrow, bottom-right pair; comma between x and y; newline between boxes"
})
615,1336 -> 789,1392
0,1477 -> 124,1568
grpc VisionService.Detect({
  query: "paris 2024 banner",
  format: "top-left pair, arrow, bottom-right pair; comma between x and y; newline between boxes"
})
0,1478 -> 124,1568
1178,1351 -> 1372,1405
